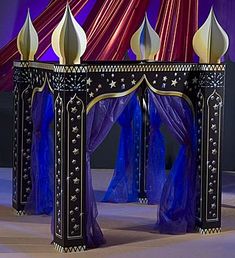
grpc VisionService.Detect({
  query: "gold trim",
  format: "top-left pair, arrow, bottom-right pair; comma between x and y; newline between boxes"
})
86,75 -> 146,113
146,78 -> 195,116
206,90 -> 222,222
13,61 -> 30,68
31,73 -> 54,105
87,74 -> 195,117
29,62 -> 54,70
55,94 -> 63,239
14,61 -> 54,70
20,83 -> 31,204
197,89 -> 204,222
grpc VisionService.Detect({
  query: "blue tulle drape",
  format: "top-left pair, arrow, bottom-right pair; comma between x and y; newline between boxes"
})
146,96 -> 166,204
103,94 -> 140,203
103,93 -> 166,205
86,93 -> 135,247
148,90 -> 197,234
25,86 -> 54,215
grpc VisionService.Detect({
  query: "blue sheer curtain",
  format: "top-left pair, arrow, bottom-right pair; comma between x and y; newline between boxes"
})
103,94 -> 140,203
25,87 -> 54,215
148,90 -> 197,234
86,93 -> 135,247
146,97 -> 166,204
103,92 -> 167,205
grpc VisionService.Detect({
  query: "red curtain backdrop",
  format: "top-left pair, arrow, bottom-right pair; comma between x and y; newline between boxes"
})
83,0 -> 149,60
155,0 -> 198,62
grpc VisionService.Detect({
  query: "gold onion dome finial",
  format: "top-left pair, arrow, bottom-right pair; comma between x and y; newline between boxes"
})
52,4 -> 87,65
193,7 -> 229,63
130,14 -> 160,60
17,9 -> 38,61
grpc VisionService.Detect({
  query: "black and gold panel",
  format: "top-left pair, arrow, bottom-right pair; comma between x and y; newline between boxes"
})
13,61 -> 54,215
53,65 -> 87,253
84,62 -> 225,210
85,63 -> 225,112
196,67 -> 225,234
13,61 -> 33,215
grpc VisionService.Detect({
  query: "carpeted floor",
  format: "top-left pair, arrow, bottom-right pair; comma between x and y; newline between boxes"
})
0,168 -> 235,258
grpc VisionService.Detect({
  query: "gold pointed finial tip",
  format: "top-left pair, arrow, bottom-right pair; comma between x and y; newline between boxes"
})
193,6 -> 229,63
17,10 -> 38,61
130,15 -> 160,60
51,2 -> 87,65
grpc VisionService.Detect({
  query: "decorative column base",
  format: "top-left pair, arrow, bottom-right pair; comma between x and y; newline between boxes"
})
14,210 -> 26,216
197,227 -> 221,234
139,198 -> 148,204
53,243 -> 86,253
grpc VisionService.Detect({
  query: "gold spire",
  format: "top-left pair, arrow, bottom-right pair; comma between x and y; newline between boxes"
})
130,14 -> 160,60
17,9 -> 38,61
193,7 -> 229,63
51,4 -> 87,65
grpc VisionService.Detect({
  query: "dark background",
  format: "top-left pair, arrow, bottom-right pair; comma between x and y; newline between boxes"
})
0,61 -> 235,170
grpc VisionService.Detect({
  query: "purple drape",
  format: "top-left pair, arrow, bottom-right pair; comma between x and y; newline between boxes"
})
25,87 -> 54,214
148,90 -> 197,234
86,93 -> 135,247
146,95 -> 166,204
103,94 -> 139,203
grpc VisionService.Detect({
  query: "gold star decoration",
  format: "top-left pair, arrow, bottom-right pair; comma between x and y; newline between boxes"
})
72,127 -> 78,133
87,78 -> 92,85
192,77 -> 198,84
131,79 -> 136,85
109,80 -> 116,88
73,148 -> 79,155
171,79 -> 177,87
71,107 -> 77,113
73,177 -> 80,184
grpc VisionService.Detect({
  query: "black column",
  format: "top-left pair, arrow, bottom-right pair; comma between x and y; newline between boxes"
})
196,66 -> 225,234
137,83 -> 149,203
53,65 -> 87,252
12,62 -> 33,215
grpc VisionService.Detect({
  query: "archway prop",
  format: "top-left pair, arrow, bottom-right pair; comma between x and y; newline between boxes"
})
12,5 -> 228,253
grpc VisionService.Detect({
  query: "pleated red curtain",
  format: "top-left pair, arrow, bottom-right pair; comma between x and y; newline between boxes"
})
83,0 -> 149,60
155,0 -> 198,62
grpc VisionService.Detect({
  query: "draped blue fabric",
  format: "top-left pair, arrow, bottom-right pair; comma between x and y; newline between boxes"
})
25,86 -> 54,215
86,93 -> 135,247
103,94 -> 140,203
146,96 -> 166,204
148,90 -> 197,234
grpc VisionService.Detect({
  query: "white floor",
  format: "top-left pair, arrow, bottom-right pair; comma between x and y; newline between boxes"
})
0,168 -> 235,258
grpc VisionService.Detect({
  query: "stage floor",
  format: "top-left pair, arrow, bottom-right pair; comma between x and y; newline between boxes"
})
0,168 -> 235,258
